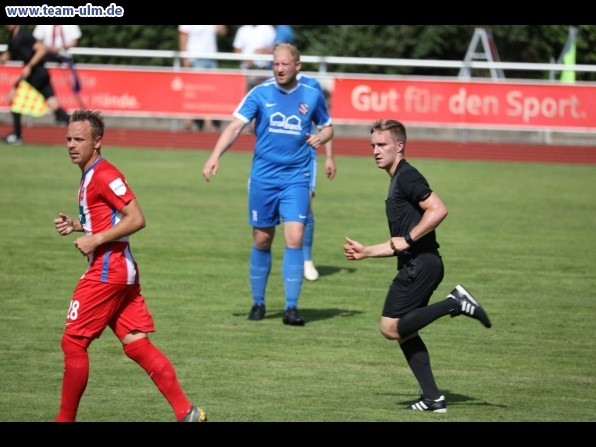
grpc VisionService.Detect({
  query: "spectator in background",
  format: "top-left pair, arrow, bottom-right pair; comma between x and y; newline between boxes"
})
233,25 -> 276,89
33,24 -> 81,64
1,25 -> 70,145
178,25 -> 228,132
33,25 -> 83,102
274,25 -> 295,45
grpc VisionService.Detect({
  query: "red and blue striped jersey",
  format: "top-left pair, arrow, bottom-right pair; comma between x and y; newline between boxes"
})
77,158 -> 139,285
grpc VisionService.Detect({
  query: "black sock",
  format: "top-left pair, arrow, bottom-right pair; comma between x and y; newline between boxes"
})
54,108 -> 69,124
397,298 -> 456,338
399,335 -> 441,400
11,111 -> 22,137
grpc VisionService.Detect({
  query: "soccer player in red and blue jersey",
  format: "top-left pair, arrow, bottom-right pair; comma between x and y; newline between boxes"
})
202,43 -> 334,326
53,109 -> 206,422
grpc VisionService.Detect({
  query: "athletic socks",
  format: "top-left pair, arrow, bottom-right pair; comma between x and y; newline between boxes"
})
11,111 -> 22,138
303,212 -> 315,261
54,108 -> 70,125
250,246 -> 271,306
399,335 -> 441,401
397,298 -> 456,338
250,245 -> 305,309
124,337 -> 192,421
55,335 -> 90,422
282,247 -> 304,309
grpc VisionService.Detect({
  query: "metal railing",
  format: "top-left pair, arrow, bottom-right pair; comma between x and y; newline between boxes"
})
2,45 -> 596,80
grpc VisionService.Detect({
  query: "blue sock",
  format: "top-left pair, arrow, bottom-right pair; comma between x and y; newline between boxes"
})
282,247 -> 304,310
250,246 -> 271,306
303,213 -> 314,262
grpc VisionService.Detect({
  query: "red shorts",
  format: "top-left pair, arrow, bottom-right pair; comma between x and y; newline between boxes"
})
64,279 -> 156,341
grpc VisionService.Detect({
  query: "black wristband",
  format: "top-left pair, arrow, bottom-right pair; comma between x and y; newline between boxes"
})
404,233 -> 414,245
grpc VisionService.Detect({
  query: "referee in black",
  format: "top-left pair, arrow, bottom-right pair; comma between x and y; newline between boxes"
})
343,119 -> 492,413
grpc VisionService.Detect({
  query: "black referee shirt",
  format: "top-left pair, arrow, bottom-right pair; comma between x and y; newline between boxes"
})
385,159 -> 440,257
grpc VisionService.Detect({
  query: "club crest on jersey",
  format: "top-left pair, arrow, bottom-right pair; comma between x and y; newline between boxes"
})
109,178 -> 127,196
298,103 -> 309,115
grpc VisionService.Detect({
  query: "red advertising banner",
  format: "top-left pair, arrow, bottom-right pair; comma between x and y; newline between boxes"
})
331,77 -> 596,131
0,65 -> 247,119
2,65 -> 595,132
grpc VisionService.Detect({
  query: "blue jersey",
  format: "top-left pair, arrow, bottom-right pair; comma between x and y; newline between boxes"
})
296,74 -> 326,161
297,74 -> 323,94
234,78 -> 332,183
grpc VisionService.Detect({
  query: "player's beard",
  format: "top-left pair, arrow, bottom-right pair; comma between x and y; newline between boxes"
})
276,72 -> 297,89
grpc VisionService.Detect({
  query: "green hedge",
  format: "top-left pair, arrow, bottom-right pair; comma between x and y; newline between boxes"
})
2,25 -> 595,81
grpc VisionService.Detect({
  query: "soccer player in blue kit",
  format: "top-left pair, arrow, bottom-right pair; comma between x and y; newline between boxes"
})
261,72 -> 337,281
294,74 -> 336,281
202,43 -> 333,326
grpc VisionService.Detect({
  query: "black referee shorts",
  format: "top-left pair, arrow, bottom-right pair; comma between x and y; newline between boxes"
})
382,251 -> 444,318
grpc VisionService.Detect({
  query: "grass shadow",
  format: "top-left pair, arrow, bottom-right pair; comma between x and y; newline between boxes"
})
233,307 -> 364,323
392,390 -> 508,410
316,265 -> 358,278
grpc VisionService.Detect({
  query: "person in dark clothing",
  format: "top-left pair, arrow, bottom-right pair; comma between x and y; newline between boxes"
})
0,25 -> 70,145
343,119 -> 492,413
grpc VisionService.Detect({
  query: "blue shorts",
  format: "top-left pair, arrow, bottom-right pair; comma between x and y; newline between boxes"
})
248,179 -> 310,228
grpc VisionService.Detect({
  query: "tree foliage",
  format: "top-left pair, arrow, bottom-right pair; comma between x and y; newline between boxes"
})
1,25 -> 594,81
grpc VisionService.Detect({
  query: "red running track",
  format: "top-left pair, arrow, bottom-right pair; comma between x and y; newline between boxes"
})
3,124 -> 595,165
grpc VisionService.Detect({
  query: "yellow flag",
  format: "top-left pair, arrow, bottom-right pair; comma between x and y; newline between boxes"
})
10,80 -> 48,117
560,41 -> 576,84
560,27 -> 578,84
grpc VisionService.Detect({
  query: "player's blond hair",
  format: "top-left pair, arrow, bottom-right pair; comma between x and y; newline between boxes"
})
273,42 -> 300,62
370,119 -> 407,144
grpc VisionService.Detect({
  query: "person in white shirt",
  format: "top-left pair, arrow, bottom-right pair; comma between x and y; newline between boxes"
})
33,25 -> 81,63
232,25 -> 277,134
233,25 -> 276,70
178,25 -> 228,132
33,25 -> 83,97
233,25 -> 276,93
